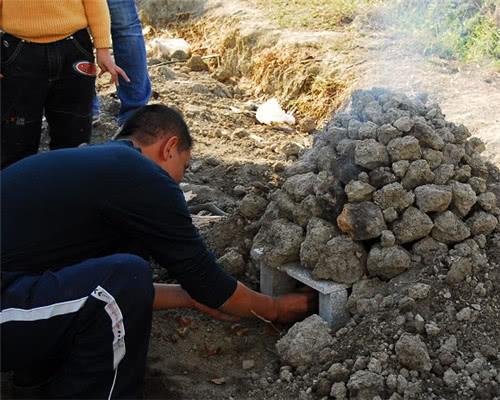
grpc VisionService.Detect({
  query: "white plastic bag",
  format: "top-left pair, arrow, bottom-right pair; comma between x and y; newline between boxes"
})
256,98 -> 295,125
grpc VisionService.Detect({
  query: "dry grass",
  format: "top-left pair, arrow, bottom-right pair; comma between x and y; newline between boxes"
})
155,14 -> 353,122
250,48 -> 352,121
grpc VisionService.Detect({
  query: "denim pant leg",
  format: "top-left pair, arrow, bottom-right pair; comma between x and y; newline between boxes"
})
107,0 -> 151,125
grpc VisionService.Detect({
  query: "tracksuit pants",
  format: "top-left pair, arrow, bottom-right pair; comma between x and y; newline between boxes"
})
0,254 -> 154,399
1,29 -> 95,169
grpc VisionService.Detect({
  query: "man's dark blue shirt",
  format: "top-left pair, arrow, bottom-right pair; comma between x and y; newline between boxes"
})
1,141 -> 237,308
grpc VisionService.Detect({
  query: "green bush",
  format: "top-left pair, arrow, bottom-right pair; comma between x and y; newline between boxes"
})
386,0 -> 499,64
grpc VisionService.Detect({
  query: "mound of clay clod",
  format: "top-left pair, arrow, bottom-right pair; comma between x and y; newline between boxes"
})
251,88 -> 499,285
247,89 -> 500,400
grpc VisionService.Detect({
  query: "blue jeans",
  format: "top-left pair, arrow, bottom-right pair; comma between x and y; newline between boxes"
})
93,0 -> 151,125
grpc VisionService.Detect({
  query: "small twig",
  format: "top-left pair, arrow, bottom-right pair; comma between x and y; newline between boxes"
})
149,54 -> 221,69
250,310 -> 280,334
189,202 -> 228,216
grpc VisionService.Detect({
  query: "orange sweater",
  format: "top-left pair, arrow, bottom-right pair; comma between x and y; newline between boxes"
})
0,0 -> 111,48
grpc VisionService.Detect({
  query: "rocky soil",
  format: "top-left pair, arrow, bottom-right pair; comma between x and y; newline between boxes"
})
3,1 -> 499,399
90,3 -> 500,399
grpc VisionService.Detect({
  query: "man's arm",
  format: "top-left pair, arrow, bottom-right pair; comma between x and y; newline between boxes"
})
153,282 -> 314,324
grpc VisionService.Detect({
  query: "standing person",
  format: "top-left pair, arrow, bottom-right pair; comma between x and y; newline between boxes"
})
93,0 -> 152,126
1,104 -> 313,399
0,0 -> 129,169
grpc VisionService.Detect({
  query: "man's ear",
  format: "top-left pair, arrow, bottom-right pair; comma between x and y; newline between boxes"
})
160,135 -> 179,161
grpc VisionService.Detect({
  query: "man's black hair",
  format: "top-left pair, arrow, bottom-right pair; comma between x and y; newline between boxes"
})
116,104 -> 193,150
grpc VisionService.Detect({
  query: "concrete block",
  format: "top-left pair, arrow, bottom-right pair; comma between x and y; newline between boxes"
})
259,263 -> 297,296
258,259 -> 351,330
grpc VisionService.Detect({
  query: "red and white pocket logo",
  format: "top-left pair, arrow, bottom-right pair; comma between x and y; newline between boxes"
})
73,61 -> 97,77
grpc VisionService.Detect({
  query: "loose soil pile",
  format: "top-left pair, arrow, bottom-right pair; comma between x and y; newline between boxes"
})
247,89 -> 500,400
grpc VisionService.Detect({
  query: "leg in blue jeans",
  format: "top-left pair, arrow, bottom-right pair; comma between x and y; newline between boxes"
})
93,0 -> 152,125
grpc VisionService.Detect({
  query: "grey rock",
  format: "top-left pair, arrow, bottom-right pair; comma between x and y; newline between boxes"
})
392,160 -> 410,178
330,382 -> 347,399
367,245 -> 411,279
358,122 -> 378,139
380,230 -> 396,247
284,159 -> 316,177
466,211 -> 498,235
456,307 -> 472,321
393,116 -> 414,132
281,142 -> 302,157
347,278 -> 387,314
239,194 -> 268,220
373,182 -> 415,211
363,100 -> 384,124
433,164 -> 455,185
337,202 -> 387,240
452,123 -> 471,143
347,370 -> 384,400
393,207 -> 434,243
377,124 -> 402,145
408,283 -> 431,300
414,184 -> 452,213
251,219 -> 304,268
186,55 -> 209,71
469,177 -> 487,194
345,180 -> 376,202
412,121 -> 445,150
464,154 -> 488,177
328,363 -> 350,382
300,218 -> 338,270
443,368 -> 458,387
440,335 -> 458,353
217,249 -> 246,276
432,211 -> 471,244
159,65 -> 177,80
293,195 -> 323,227
276,315 -> 332,367
451,181 -> 477,217
354,139 -> 389,169
387,136 -> 422,162
283,172 -> 317,202
395,334 -> 432,371
453,164 -> 472,182
402,160 -> 435,190
465,137 -> 486,155
369,167 -> 397,188
299,118 -> 317,134
422,148 -> 443,169
442,143 -> 465,165
313,236 -> 367,284
412,237 -> 448,264
383,207 -> 398,223
478,192 -> 497,212
348,119 -> 362,139
439,350 -> 456,366
333,155 -> 363,185
446,257 -> 472,284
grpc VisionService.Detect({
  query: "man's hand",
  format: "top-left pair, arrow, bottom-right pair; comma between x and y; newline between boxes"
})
273,290 -> 316,323
220,282 -> 316,323
95,48 -> 130,86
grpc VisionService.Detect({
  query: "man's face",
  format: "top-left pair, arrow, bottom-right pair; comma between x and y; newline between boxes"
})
164,148 -> 191,184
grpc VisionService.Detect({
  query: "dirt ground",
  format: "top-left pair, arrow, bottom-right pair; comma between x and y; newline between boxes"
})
2,0 -> 499,399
